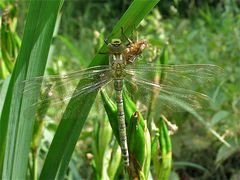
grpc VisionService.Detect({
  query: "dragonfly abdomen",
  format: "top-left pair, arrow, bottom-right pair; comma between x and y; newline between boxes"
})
114,79 -> 129,167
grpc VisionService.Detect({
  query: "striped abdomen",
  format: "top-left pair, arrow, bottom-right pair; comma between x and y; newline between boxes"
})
114,79 -> 129,167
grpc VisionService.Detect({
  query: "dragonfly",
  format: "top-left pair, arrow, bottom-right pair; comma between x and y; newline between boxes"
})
22,34 -> 222,169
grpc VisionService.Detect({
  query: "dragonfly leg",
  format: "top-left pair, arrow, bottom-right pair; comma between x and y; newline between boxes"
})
121,27 -> 133,45
98,51 -> 110,55
104,38 -> 109,45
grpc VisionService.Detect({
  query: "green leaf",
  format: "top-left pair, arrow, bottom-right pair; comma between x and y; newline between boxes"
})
0,0 -> 62,178
107,142 -> 122,179
93,117 -> 113,178
158,117 -> 172,180
159,117 -> 172,154
173,161 -> 209,173
40,1 -> 159,179
215,138 -> 240,165
100,89 -> 119,142
123,93 -> 151,178
210,110 -> 230,126
127,112 -> 146,167
159,43 -> 169,83
157,94 -> 231,147
0,77 -> 10,118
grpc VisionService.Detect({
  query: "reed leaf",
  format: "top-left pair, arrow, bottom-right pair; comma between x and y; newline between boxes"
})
0,0 -> 63,178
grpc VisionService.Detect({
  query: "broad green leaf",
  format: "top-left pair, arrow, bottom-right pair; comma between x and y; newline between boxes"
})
0,77 -> 10,118
0,0 -> 63,179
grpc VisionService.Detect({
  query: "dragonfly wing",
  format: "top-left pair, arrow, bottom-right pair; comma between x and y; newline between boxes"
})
126,64 -> 223,89
21,65 -> 110,93
19,65 -> 112,118
124,69 -> 213,113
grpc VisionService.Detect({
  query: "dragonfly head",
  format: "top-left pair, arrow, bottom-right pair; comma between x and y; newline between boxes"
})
108,39 -> 125,53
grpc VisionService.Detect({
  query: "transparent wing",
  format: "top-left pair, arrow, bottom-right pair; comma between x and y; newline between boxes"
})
124,64 -> 222,113
124,75 -> 210,113
19,65 -> 113,116
126,64 -> 223,89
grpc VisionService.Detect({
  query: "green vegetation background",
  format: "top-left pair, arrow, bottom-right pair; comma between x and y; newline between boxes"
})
0,0 -> 239,179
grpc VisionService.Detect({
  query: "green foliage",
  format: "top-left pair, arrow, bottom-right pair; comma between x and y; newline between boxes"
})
158,117 -> 172,180
144,4 -> 240,179
0,0 -> 239,179
0,2 -> 20,78
101,89 -> 151,179
92,117 -> 121,179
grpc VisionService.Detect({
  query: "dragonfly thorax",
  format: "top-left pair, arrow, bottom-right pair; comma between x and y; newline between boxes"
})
110,54 -> 126,78
108,39 -> 127,79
